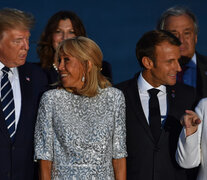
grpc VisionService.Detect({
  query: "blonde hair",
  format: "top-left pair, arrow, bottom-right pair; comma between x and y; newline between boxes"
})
55,36 -> 111,97
0,8 -> 34,38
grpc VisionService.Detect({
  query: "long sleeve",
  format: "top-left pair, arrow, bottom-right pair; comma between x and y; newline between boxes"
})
34,91 -> 54,161
176,98 -> 207,168
112,90 -> 127,159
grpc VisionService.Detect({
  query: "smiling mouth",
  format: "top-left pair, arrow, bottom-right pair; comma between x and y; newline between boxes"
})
61,74 -> 68,77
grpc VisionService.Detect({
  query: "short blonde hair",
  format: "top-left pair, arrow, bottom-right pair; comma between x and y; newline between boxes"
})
0,8 -> 34,38
56,36 -> 111,97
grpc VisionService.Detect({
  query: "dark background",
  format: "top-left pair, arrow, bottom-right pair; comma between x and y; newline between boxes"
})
1,0 -> 207,84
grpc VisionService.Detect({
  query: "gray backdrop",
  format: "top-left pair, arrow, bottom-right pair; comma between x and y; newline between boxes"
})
1,0 -> 207,84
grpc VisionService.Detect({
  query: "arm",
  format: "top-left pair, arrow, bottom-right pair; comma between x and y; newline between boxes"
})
176,100 -> 205,168
39,160 -> 52,180
112,158 -> 126,180
112,89 -> 127,179
34,92 -> 54,178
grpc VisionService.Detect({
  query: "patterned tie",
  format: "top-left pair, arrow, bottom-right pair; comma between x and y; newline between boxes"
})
1,66 -> 15,141
148,88 -> 161,143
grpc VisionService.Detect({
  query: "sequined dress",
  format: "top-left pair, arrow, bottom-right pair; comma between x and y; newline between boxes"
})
34,87 -> 127,180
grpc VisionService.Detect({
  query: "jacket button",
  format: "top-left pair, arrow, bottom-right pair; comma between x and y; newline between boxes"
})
154,146 -> 160,152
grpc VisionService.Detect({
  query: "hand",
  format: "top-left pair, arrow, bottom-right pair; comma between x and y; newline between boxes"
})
180,110 -> 201,137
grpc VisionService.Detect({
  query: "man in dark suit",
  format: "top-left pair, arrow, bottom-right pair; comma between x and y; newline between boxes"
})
0,8 -> 47,179
116,30 -> 196,180
157,6 -> 207,99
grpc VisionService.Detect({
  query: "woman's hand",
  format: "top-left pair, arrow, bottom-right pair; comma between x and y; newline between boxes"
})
112,157 -> 126,180
39,160 -> 52,180
180,110 -> 201,137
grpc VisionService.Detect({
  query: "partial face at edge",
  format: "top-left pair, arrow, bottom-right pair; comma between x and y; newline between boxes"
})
0,29 -> 30,68
164,14 -> 197,59
52,19 -> 76,49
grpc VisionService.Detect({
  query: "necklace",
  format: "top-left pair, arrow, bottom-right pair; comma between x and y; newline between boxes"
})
53,63 -> 58,71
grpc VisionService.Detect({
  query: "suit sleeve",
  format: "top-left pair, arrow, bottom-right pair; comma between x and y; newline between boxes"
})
34,91 -> 54,161
176,98 -> 207,168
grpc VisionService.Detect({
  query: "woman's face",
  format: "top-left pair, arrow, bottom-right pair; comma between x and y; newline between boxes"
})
52,19 -> 76,49
58,54 -> 85,90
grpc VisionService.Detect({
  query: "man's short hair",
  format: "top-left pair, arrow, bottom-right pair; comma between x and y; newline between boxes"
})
136,30 -> 181,67
0,8 -> 34,38
157,6 -> 198,34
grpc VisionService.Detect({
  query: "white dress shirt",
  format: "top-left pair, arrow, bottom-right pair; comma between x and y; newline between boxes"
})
138,73 -> 167,126
176,98 -> 207,180
0,62 -> 21,130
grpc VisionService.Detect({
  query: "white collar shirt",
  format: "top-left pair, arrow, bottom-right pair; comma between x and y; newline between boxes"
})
0,62 -> 21,130
138,72 -> 167,126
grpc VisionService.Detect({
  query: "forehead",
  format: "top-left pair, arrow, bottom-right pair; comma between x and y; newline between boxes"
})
165,14 -> 195,30
155,41 -> 180,59
2,28 -> 30,37
58,19 -> 73,28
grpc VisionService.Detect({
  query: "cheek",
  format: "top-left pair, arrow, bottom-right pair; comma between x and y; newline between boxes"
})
52,35 -> 61,49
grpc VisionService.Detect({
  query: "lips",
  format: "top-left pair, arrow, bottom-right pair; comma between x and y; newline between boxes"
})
19,54 -> 27,59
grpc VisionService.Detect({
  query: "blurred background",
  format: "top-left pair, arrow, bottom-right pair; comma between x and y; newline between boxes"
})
1,0 -> 207,84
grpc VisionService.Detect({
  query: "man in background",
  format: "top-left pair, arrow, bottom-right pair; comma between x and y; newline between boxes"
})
0,8 -> 47,179
157,6 -> 207,99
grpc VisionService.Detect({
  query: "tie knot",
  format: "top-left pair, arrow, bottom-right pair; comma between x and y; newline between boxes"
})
2,66 -> 10,74
148,88 -> 160,97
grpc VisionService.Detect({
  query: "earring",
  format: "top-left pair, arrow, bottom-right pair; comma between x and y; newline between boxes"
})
81,75 -> 85,82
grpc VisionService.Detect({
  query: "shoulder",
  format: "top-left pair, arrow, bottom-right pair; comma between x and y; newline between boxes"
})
170,83 -> 195,95
197,98 -> 207,109
115,73 -> 139,91
100,87 -> 125,102
196,52 -> 207,66
101,86 -> 123,96
41,89 -> 65,101
19,62 -> 44,73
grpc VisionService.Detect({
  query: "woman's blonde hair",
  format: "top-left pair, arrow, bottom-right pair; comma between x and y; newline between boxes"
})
55,36 -> 111,97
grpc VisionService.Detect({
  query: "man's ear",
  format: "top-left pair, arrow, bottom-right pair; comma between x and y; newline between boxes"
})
142,56 -> 154,70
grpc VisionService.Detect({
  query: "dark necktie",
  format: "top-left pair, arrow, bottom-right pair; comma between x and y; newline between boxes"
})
1,66 -> 15,141
177,65 -> 189,83
148,88 -> 161,143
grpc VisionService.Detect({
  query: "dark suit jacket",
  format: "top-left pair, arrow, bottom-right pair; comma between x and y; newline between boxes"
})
0,63 -> 48,180
196,52 -> 207,99
116,73 -> 196,180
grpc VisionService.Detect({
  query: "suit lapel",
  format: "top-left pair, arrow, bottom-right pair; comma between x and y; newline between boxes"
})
127,74 -> 154,142
14,65 -> 32,142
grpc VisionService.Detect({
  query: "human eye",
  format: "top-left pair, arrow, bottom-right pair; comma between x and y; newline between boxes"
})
13,38 -> 22,44
69,30 -> 75,34
64,57 -> 70,63
55,29 -> 62,34
166,59 -> 174,64
184,31 -> 191,37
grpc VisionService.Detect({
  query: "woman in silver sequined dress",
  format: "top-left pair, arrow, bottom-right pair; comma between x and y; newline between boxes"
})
34,36 -> 127,180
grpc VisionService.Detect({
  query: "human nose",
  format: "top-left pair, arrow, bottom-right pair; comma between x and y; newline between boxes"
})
178,33 -> 184,44
58,59 -> 65,71
175,60 -> 182,72
22,39 -> 29,50
63,32 -> 69,40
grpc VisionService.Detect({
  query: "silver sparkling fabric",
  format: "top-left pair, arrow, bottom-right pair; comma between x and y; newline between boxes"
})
34,87 -> 127,180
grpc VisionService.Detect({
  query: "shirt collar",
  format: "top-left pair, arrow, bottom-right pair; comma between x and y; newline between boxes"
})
0,61 -> 18,78
138,72 -> 166,94
186,53 -> 196,68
